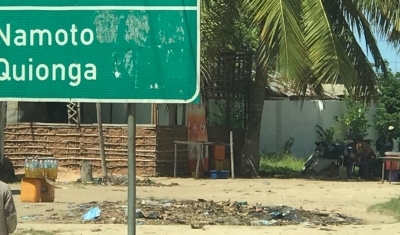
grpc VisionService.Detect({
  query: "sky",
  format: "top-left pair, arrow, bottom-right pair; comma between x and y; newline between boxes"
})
359,37 -> 400,73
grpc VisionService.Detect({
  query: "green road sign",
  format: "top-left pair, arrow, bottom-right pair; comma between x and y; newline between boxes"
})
0,1 -> 200,103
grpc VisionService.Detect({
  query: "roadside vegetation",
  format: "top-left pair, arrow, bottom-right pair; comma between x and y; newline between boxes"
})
368,197 -> 400,221
259,153 -> 305,175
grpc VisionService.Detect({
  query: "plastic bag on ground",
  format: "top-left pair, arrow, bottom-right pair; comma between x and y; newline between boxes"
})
82,207 -> 101,221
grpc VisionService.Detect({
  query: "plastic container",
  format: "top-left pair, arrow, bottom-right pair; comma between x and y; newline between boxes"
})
24,158 -> 31,178
211,160 -> 224,170
213,145 -> 225,161
384,152 -> 400,170
219,170 -> 230,179
210,170 -> 218,179
47,160 -> 59,180
20,178 -> 41,202
385,161 -> 399,170
210,170 -> 230,179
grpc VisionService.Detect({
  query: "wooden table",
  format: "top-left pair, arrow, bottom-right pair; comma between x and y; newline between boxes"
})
379,157 -> 400,183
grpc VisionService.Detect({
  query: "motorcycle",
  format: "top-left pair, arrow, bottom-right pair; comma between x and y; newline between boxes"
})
301,130 -> 344,174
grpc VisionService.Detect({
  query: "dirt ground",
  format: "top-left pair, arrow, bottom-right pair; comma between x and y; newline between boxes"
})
10,170 -> 400,234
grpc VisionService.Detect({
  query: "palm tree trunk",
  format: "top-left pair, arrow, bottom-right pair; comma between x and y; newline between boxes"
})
96,103 -> 108,180
240,51 -> 267,178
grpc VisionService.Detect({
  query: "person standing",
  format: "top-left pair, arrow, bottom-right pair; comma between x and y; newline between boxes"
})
0,181 -> 17,235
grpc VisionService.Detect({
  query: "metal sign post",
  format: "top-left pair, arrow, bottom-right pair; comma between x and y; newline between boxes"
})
127,104 -> 136,234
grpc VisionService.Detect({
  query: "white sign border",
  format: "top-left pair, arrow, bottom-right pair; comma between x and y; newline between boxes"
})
0,3 -> 200,104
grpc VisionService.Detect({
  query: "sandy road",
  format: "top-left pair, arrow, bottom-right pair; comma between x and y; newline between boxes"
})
11,175 -> 400,234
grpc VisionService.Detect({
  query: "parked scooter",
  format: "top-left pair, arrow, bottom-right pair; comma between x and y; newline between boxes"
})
301,142 -> 344,174
301,142 -> 325,174
301,129 -> 344,174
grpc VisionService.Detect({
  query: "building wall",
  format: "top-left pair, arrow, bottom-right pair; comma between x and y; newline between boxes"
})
260,99 -> 378,156
7,102 -> 183,125
5,123 -> 172,176
155,126 -> 188,176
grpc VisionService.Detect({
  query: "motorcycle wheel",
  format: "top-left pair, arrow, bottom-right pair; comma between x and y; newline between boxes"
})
301,154 -> 315,174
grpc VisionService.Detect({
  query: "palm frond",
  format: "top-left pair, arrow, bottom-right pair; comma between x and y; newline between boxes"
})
340,0 -> 387,73
332,9 -> 377,101
303,0 -> 357,87
357,0 -> 400,49
244,0 -> 308,84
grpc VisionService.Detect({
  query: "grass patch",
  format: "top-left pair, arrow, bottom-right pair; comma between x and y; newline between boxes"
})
259,153 -> 305,175
367,196 -> 400,220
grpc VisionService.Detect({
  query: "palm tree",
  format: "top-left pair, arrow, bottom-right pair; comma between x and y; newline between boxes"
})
203,0 -> 400,177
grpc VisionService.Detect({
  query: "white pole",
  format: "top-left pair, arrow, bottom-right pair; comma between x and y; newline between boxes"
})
230,131 -> 235,179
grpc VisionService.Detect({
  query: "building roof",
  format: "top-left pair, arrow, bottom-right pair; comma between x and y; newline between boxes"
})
265,72 -> 344,100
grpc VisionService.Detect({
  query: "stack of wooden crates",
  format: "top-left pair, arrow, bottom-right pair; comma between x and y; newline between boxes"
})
210,145 -> 231,171
21,178 -> 55,203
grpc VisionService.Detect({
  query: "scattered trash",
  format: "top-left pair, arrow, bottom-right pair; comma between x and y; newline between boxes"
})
235,201 -> 248,206
136,209 -> 144,218
263,181 -> 270,185
251,220 -> 270,226
104,176 -> 179,187
67,213 -> 76,217
270,211 -> 284,219
137,220 -> 145,225
92,178 -> 102,185
55,199 -> 363,226
146,212 -> 159,219
21,215 -> 38,220
320,227 -> 336,231
302,222 -> 317,228
191,224 -> 204,229
82,207 -> 101,221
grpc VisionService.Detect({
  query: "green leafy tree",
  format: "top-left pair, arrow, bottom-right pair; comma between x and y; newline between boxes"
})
202,0 -> 400,177
376,66 -> 400,136
337,96 -> 371,138
316,125 -> 341,145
